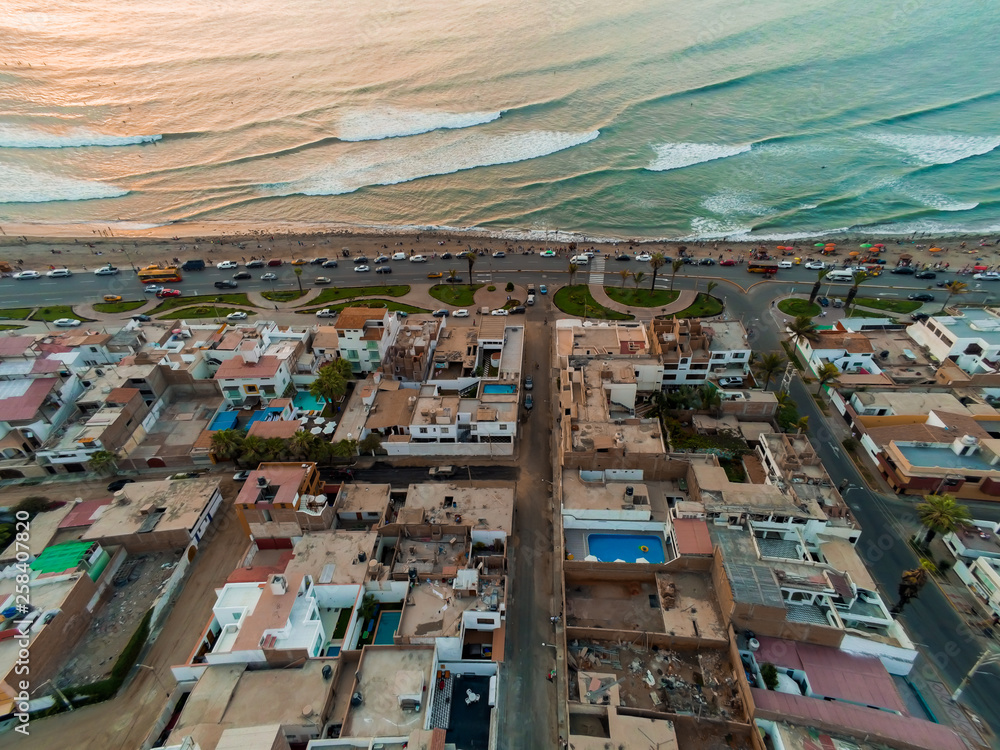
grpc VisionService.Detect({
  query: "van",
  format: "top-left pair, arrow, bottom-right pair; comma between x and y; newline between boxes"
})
526,294 -> 536,306
570,254 -> 589,265
181,259 -> 205,271
527,284 -> 536,295
825,270 -> 855,282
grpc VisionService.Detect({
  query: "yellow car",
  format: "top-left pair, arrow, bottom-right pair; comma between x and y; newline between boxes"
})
291,258 -> 309,265
103,294 -> 122,302
427,272 -> 443,279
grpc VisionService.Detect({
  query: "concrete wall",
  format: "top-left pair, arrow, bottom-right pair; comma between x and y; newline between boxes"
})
383,441 -> 514,457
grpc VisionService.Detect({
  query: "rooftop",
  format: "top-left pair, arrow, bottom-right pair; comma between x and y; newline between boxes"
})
246,418 -> 302,439
340,646 -> 434,738
895,442 -> 999,471
398,483 -> 514,534
925,308 -> 1000,344
214,355 -> 283,380
335,482 -> 391,517
335,306 -> 388,330
396,577 -> 505,640
691,462 -> 826,520
0,377 -> 58,421
236,463 -> 314,508
82,477 -> 220,541
283,530 -> 380,585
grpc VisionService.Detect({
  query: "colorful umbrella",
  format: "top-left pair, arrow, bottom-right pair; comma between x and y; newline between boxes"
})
814,243 -> 825,248
928,247 -> 942,253
860,244 -> 872,249
874,243 -> 885,247
849,251 -> 860,256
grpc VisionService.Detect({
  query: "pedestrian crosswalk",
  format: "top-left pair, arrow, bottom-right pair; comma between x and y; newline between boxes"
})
588,256 -> 606,284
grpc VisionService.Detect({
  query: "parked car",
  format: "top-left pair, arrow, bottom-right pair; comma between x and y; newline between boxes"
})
314,276 -> 331,285
570,255 -> 589,264
94,265 -> 119,275
392,252 -> 407,260
233,470 -> 251,482
353,256 -> 368,264
720,259 -> 737,266
910,312 -> 930,322
432,309 -> 449,317
291,259 -> 308,266
267,259 -> 283,267
974,272 -> 1000,280
777,260 -> 794,269
832,298 -> 843,308
441,253 -> 452,259
492,250 -> 506,258
539,284 -> 547,294
214,280 -> 238,289
509,305 -> 526,314
181,259 -> 205,271
453,309 -> 470,317
216,260 -> 238,269
310,257 -> 328,265
915,270 -> 937,279
13,270 -> 40,279
131,314 -> 151,322
446,276 -> 463,283
818,296 -> 829,307
246,259 -> 266,268
261,273 -> 278,281
908,292 -> 935,302
53,318 -> 82,327
635,253 -> 652,262
157,288 -> 181,297
804,261 -> 827,270
233,271 -> 252,280
699,258 -> 715,266
315,309 -> 337,318
375,266 -> 393,274
409,255 -> 427,263
524,393 -> 534,410
226,312 -> 248,321
540,250 -> 556,257
718,377 -> 742,387
615,254 -> 631,261
374,255 -> 389,264
103,294 -> 122,302
490,308 -> 509,316
354,265 -> 370,272
526,294 -> 535,306
428,466 -> 457,479
107,478 -> 136,492
525,376 -> 533,391
890,266 -> 916,275
322,259 -> 339,268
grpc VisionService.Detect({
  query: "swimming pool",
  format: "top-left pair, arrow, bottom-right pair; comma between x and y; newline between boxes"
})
482,384 -> 517,395
373,611 -> 401,645
209,411 -> 239,431
587,533 -> 665,563
293,390 -> 327,412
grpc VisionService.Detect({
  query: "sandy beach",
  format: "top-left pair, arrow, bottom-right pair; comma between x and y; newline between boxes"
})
1,221 -> 1000,276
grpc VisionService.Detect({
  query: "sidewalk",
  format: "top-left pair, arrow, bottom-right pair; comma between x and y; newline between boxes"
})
588,284 -> 696,318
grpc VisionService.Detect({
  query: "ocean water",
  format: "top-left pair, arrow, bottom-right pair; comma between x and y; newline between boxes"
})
1,0 -> 999,240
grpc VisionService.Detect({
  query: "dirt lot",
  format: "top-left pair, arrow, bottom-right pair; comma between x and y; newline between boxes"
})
56,548 -> 182,687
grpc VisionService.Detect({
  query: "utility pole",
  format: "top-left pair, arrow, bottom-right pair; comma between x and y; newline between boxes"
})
952,648 -> 1000,702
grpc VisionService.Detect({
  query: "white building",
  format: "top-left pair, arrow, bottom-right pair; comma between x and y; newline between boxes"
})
213,353 -> 292,406
333,307 -> 401,374
907,308 -> 1000,375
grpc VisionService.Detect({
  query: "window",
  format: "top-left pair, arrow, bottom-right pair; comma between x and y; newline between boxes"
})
366,340 -> 378,350
244,384 -> 259,394
419,427 -> 428,434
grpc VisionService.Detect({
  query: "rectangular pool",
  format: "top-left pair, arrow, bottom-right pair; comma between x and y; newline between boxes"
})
587,533 -> 665,564
293,390 -> 327,412
373,611 -> 401,645
482,384 -> 517,395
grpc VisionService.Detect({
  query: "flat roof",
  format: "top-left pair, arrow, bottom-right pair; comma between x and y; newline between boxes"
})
401,483 -> 514,533
896,443 -> 996,471
30,540 -> 96,574
214,355 -> 282,380
336,482 -> 391,515
283,530 -> 379,585
0,377 -> 58,421
341,646 -> 433,738
246,418 -> 302,439
236,464 -> 313,507
673,518 -> 713,555
58,498 -> 111,530
82,477 -> 220,541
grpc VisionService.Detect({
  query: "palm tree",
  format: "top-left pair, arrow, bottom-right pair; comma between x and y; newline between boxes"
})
633,271 -> 646,290
289,430 -> 318,460
646,390 -> 672,423
754,351 -> 786,391
917,493 -> 972,545
619,269 -> 630,288
465,252 -> 475,284
448,268 -> 459,283
567,262 -> 578,287
941,280 -> 967,311
698,384 -> 722,414
774,391 -> 793,408
359,433 -> 382,455
88,449 -> 119,476
844,271 -> 870,314
892,565 -> 931,614
808,269 -> 830,305
211,429 -> 245,462
239,435 -> 268,468
706,281 -> 718,301
293,266 -> 303,294
310,359 -> 352,405
332,438 -> 358,458
787,315 -> 820,350
669,259 -> 684,291
794,416 -> 810,434
815,362 -> 839,395
263,437 -> 288,462
649,253 -> 666,291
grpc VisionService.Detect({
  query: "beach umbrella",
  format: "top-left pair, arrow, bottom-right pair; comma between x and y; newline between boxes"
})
848,251 -> 860,256
860,243 -> 872,249
814,243 -> 825,248
928,247 -> 942,253
874,243 -> 885,248
826,242 -> 837,246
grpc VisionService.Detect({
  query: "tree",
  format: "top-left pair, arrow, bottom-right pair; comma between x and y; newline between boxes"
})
706,281 -> 718,302
359,433 -> 383,455
263,437 -> 288,462
211,429 -> 245,463
293,266 -> 303,294
619,269 -> 630,288
669,259 -> 684,291
808,269 -> 830,305
698,384 -> 721,414
787,315 -> 820,350
632,271 -> 645,290
941,280 -> 967,311
646,390 -> 672,423
88,449 -> 119,476
774,390 -> 793,408
289,430 -> 318,460
649,253 -> 666,291
311,359 -> 352,405
760,662 -> 779,691
448,268 -> 459,283
754,351 -> 786,391
332,439 -> 358,458
815,362 -> 839,395
567,262 -> 578,287
465,252 -> 475,283
892,564 -> 930,614
794,416 -> 809,434
239,435 -> 268,468
917,493 -> 972,545
844,271 -> 870,314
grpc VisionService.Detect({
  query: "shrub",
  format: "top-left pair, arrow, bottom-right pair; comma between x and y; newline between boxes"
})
111,608 -> 153,682
505,281 -> 514,292
487,285 -> 496,292
14,496 -> 53,518
842,437 -> 858,452
760,662 -> 779,690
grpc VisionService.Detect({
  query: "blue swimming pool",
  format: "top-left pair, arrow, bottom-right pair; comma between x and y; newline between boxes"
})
483,384 -> 517,395
587,534 -> 665,564
293,390 -> 327,412
373,611 -> 401,645
209,411 -> 239,431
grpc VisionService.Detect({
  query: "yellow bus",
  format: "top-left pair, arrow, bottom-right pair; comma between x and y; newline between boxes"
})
137,265 -> 183,284
747,261 -> 778,274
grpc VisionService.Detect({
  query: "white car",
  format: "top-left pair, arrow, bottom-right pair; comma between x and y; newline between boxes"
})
540,250 -> 556,257
777,260 -> 794,269
492,251 -> 506,258
315,309 -> 337,318
13,270 -> 40,279
635,253 -> 652,262
453,309 -> 470,317
46,268 -> 72,277
490,308 -> 509,316
570,255 -> 589,264
409,255 -> 427,263
392,252 -> 407,260
53,318 -> 82,327
354,265 -> 370,272
216,261 -> 238,270
94,265 -> 119,275
804,261 -> 827,270
144,285 -> 164,294
226,312 -> 248,321
261,272 -> 278,281
974,272 -> 1000,280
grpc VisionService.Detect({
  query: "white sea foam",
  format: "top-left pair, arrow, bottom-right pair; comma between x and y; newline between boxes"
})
687,217 -> 753,239
647,142 -> 752,172
863,133 -> 1000,165
0,124 -> 162,149
0,164 -> 127,203
701,189 -> 771,217
269,129 -> 599,197
334,106 -> 502,142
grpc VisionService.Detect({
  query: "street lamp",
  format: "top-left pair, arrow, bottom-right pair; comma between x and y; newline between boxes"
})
952,648 -> 1000,702
541,642 -> 557,649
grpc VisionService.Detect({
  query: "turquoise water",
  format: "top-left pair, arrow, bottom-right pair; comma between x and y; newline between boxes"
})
2,0 -> 999,239
483,384 -> 517,395
373,611 -> 401,645
588,534 -> 665,564
293,391 -> 326,412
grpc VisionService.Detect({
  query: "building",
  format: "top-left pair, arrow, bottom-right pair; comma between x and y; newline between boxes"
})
214,354 -> 292,407
908,307 -> 1000,376
233,462 -> 333,545
381,316 -> 444,382
333,307 -> 401,374
648,318 -> 750,386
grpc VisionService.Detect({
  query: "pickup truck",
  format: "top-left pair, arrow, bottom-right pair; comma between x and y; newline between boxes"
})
428,466 -> 457,478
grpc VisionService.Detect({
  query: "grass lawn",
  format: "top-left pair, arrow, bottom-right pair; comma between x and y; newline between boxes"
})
149,293 -> 254,315
305,285 -> 410,307
502,299 -> 522,310
553,285 -> 633,320
429,284 -> 483,306
157,306 -> 258,320
0,324 -> 26,331
262,289 -> 308,302
777,298 -> 821,317
604,287 -> 679,308
297,299 -> 429,315
92,299 -> 147,314
852,297 -> 922,314
32,305 -> 92,322
0,308 -> 34,320
662,293 -> 724,319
